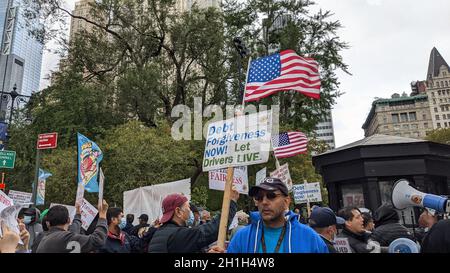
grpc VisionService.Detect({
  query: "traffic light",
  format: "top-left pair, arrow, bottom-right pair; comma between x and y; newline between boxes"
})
233,37 -> 249,58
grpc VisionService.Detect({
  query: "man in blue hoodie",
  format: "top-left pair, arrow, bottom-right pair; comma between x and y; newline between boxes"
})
216,177 -> 328,253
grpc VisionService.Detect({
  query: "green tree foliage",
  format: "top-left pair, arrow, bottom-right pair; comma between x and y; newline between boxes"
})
9,0 -> 348,209
425,128 -> 450,144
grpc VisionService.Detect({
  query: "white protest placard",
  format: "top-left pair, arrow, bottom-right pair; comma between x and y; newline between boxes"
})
256,167 -> 266,186
98,168 -> 104,205
80,198 -> 98,230
0,190 -> 14,213
292,182 -> 322,204
50,203 -> 76,223
209,166 -> 249,194
0,204 -> 28,242
8,190 -> 32,205
75,183 -> 85,205
269,163 -> 293,191
334,237 -> 352,253
202,110 -> 272,172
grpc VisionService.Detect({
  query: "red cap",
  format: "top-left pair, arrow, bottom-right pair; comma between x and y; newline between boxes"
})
160,194 -> 188,224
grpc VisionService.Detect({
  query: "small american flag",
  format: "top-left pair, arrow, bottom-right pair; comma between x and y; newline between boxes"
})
244,50 -> 320,102
272,132 -> 308,159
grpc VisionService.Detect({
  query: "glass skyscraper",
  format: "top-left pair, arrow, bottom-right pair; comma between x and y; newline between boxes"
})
0,0 -> 43,120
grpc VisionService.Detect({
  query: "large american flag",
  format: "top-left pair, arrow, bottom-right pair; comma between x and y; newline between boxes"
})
272,132 -> 308,159
244,50 -> 320,102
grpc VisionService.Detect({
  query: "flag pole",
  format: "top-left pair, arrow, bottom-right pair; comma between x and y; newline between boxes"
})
218,57 -> 251,249
241,57 -> 252,109
275,157 -> 281,169
304,179 -> 311,218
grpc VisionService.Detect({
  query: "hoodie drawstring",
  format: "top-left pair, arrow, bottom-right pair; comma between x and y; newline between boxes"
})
254,220 -> 261,253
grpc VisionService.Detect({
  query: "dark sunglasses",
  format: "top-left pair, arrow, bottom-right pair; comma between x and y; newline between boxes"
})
253,191 -> 283,201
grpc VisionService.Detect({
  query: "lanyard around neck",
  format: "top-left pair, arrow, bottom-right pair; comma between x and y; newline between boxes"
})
261,222 -> 287,253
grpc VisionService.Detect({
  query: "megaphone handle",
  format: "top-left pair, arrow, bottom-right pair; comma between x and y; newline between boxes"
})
410,210 -> 416,239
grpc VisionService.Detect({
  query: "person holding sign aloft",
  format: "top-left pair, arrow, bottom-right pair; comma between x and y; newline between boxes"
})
148,187 -> 239,253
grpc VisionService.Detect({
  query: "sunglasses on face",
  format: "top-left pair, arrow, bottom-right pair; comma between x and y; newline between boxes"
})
253,191 -> 283,201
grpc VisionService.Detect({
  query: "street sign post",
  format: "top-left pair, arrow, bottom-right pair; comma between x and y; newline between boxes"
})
32,133 -> 58,206
0,150 -> 16,169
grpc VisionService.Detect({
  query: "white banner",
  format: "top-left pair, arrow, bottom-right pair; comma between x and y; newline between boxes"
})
8,190 -> 32,205
209,166 -> 249,194
292,182 -> 322,204
270,163 -> 293,191
256,167 -> 266,186
123,178 -> 191,225
202,110 -> 272,171
80,198 -> 98,230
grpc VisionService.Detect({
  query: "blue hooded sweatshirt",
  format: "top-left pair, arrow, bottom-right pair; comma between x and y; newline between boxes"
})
227,211 -> 328,253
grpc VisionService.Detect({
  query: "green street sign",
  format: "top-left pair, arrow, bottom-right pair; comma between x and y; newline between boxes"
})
0,150 -> 16,169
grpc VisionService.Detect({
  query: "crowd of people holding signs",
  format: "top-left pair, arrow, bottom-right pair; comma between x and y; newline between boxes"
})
1,49 -> 450,254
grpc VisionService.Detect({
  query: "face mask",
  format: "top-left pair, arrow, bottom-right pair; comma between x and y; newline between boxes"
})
118,218 -> 127,230
186,210 -> 195,227
24,215 -> 33,225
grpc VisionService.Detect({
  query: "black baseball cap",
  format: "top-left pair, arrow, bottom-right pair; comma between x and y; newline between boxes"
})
309,207 -> 345,228
138,214 -> 148,222
249,177 -> 289,197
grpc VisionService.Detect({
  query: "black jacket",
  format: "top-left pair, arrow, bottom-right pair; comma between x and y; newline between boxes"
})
148,200 -> 237,253
338,228 -> 373,253
421,219 -> 450,253
36,218 -> 108,253
371,204 -> 415,247
32,213 -> 83,253
98,231 -> 143,253
319,235 -> 337,253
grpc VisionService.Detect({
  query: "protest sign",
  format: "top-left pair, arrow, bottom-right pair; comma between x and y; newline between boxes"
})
7,190 -> 32,205
256,167 -> 266,186
270,163 -> 293,191
0,204 -> 28,242
75,183 -> 85,206
98,168 -> 104,205
0,190 -> 13,213
292,182 -> 322,204
334,237 -> 352,253
209,166 -> 248,194
202,110 -> 272,171
80,198 -> 98,230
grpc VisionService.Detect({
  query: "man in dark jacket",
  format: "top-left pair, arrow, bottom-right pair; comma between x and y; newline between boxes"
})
370,204 -> 415,247
36,200 -> 109,253
337,207 -> 380,253
32,203 -> 83,253
421,219 -> 450,253
148,189 -> 239,253
19,207 -> 43,249
98,207 -> 143,253
130,214 -> 150,238
122,214 -> 135,235
309,207 -> 345,253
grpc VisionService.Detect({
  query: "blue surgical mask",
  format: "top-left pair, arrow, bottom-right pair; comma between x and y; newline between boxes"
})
186,211 -> 195,227
24,215 -> 33,225
118,218 -> 127,230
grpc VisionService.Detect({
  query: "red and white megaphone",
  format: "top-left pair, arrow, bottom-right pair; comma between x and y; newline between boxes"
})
391,179 -> 450,213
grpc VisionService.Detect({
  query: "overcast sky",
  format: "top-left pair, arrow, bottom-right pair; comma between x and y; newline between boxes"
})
40,0 -> 450,147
